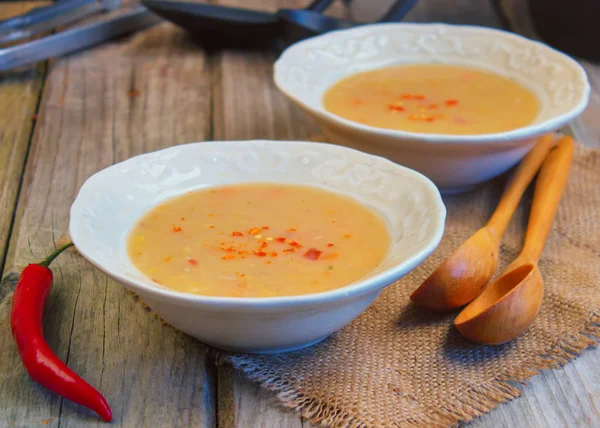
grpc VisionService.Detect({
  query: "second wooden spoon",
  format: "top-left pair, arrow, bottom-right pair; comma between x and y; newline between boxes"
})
410,134 -> 555,310
454,136 -> 575,344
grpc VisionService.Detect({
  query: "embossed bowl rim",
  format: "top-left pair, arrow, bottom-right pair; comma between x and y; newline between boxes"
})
70,140 -> 446,311
274,23 -> 591,144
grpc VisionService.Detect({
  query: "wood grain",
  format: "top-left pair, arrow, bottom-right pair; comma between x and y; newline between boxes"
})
218,365 -> 303,428
0,20 -> 217,427
0,2 -> 48,274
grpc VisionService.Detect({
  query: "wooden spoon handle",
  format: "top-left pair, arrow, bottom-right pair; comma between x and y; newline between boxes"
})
486,134 -> 555,239
522,136 -> 575,262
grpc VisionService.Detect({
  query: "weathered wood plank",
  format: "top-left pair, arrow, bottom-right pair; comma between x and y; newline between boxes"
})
0,2 -> 48,274
0,20 -> 217,427
218,365 -> 303,428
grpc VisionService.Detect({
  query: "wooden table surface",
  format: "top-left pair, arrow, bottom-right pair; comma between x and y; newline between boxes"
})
0,1 -> 598,427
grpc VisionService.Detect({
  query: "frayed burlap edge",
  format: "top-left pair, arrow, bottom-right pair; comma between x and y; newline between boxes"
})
225,313 -> 599,428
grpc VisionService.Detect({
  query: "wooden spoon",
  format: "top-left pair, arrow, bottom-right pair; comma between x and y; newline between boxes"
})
454,136 -> 574,344
410,134 -> 555,311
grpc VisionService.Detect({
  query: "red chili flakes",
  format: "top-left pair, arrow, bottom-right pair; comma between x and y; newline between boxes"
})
172,226 -> 182,232
287,228 -> 297,232
304,248 -> 322,260
188,259 -> 198,266
181,217 -> 185,221
327,243 -> 334,248
128,89 -> 140,98
222,246 -> 236,252
289,240 -> 302,248
387,104 -> 406,112
427,104 -> 439,110
344,233 -> 351,238
151,278 -> 162,284
260,242 -> 268,249
32,114 -> 38,121
270,252 -> 278,257
222,254 -> 236,260
265,260 -> 272,265
400,94 -> 426,100
445,99 -> 459,107
283,248 -> 295,253
275,237 -> 286,243
248,227 -> 261,236
209,225 -> 215,229
231,231 -> 244,237
253,250 -> 267,257
262,226 -> 270,230
425,117 -> 435,123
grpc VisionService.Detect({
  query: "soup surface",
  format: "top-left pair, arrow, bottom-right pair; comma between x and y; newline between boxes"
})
127,184 -> 390,297
322,64 -> 539,135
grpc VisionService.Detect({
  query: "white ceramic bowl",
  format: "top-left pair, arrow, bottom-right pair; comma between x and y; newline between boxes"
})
69,140 -> 445,354
274,23 -> 590,193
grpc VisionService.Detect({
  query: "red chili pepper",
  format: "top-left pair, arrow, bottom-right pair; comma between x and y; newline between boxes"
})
10,242 -> 112,422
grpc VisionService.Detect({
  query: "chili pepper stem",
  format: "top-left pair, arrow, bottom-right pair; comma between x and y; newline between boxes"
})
38,242 -> 73,268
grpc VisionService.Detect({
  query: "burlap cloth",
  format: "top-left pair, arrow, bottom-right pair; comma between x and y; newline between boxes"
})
138,144 -> 600,427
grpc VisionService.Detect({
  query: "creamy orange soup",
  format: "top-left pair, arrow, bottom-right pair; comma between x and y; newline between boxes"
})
322,64 -> 539,135
127,184 -> 390,297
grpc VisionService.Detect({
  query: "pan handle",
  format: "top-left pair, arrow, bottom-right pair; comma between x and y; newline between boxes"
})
305,0 -> 335,13
379,0 -> 419,22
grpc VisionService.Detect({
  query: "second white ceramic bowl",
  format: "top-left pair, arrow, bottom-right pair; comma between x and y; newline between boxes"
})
70,141 -> 445,354
274,23 -> 590,193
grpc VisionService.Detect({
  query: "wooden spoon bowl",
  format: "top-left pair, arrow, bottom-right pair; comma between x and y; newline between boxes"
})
454,263 -> 543,344
410,227 -> 499,311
